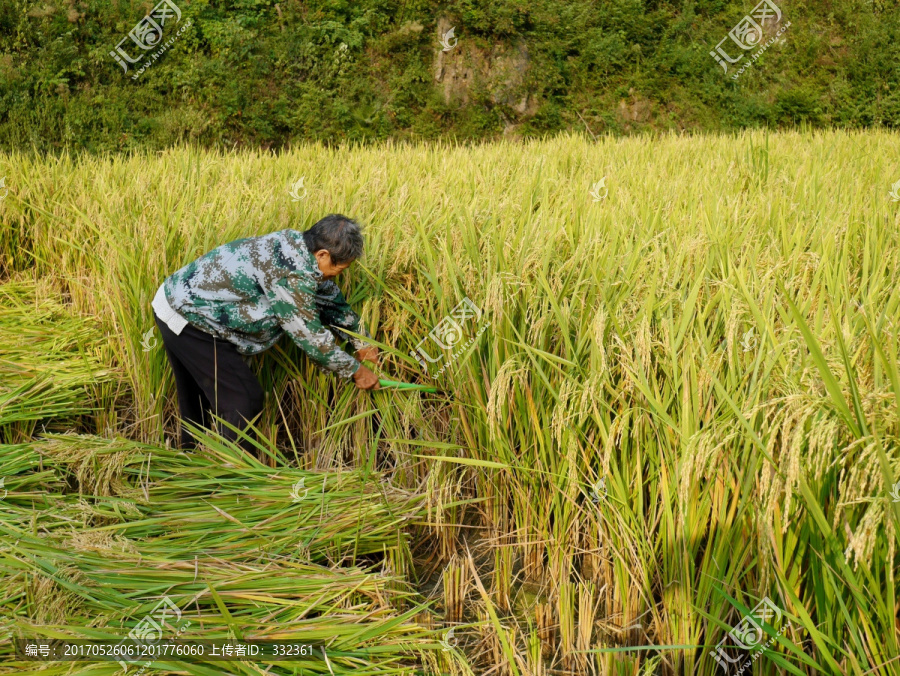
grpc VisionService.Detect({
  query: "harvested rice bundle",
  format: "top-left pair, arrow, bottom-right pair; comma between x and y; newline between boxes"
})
0,376 -> 92,443
0,517 -> 467,675
27,433 -> 423,563
0,442 -> 63,502
87,487 -> 419,564
0,523 -> 415,616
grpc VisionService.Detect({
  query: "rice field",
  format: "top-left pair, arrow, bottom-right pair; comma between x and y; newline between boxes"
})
1,129 -> 899,675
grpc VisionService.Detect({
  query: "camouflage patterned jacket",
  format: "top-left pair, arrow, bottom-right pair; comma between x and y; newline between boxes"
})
157,229 -> 370,379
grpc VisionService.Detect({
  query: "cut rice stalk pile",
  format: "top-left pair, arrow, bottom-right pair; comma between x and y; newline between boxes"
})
0,525 -> 460,675
0,433 -> 469,675
18,432 -> 424,563
0,377 -> 93,441
0,443 -> 61,503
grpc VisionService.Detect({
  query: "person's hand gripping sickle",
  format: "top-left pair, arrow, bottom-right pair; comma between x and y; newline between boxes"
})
353,345 -> 380,390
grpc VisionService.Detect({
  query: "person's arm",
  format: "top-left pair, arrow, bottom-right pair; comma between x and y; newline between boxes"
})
268,275 -> 362,380
315,279 -> 371,352
316,279 -> 378,364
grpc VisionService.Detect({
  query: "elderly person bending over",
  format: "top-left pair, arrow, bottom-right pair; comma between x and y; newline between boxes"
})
152,214 -> 379,452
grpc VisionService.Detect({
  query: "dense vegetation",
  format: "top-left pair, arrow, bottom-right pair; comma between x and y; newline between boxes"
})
1,0 -> 899,153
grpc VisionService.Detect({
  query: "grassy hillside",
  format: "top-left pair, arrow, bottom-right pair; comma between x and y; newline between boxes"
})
1,0 -> 899,152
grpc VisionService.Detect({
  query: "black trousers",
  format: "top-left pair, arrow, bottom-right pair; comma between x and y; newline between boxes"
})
154,312 -> 264,452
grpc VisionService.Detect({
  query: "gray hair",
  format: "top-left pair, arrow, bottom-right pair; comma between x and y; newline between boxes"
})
302,214 -> 364,265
